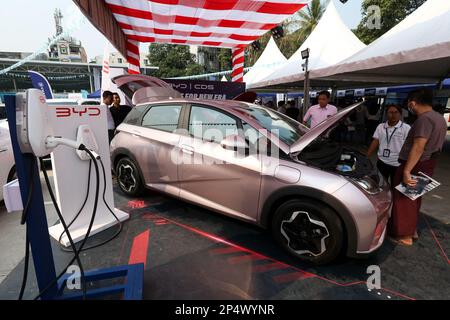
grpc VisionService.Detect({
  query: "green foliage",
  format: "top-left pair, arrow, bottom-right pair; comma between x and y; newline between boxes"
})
147,43 -> 203,78
354,0 -> 426,44
245,0 -> 326,66
288,0 -> 327,45
218,48 -> 232,71
185,63 -> 205,76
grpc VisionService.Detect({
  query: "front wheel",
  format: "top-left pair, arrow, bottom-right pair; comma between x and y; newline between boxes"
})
272,199 -> 343,265
116,157 -> 144,197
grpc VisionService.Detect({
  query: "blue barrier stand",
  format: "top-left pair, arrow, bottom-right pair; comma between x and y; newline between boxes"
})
5,95 -> 58,299
5,94 -> 144,300
56,264 -> 144,300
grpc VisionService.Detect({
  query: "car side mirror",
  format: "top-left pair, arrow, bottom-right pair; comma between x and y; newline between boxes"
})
220,134 -> 249,152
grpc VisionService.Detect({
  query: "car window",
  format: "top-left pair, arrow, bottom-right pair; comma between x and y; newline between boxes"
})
80,101 -> 100,105
235,105 -> 307,146
141,105 -> 181,133
0,107 -> 6,120
242,122 -> 263,145
189,106 -> 239,144
124,105 -> 147,125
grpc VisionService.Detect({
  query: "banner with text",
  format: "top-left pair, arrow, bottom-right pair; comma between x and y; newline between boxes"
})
164,79 -> 245,101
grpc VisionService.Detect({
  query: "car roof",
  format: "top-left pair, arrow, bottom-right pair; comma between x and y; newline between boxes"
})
136,98 -> 257,116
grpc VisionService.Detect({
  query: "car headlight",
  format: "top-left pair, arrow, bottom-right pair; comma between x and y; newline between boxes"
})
351,176 -> 382,195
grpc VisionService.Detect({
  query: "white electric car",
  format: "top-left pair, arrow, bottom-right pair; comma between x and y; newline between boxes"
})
0,120 -> 16,201
444,107 -> 450,129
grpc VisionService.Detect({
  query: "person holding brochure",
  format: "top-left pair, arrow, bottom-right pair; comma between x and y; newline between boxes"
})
389,89 -> 447,246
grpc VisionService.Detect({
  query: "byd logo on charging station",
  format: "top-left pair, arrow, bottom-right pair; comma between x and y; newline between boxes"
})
55,107 -> 101,118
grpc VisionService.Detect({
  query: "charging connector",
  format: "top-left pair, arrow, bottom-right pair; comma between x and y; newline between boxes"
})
46,136 -> 81,151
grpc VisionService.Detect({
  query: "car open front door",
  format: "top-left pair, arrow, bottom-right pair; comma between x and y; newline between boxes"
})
177,104 -> 262,222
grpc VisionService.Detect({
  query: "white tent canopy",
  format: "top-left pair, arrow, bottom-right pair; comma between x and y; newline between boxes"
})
311,0 -> 450,84
244,37 -> 287,88
248,1 -> 366,89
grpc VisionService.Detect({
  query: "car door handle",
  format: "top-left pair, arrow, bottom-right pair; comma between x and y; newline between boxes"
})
0,148 -> 7,153
181,145 -> 194,155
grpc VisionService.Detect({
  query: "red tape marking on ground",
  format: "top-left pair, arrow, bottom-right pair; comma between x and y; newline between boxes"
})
251,262 -> 290,273
423,215 -> 450,265
128,229 -> 150,268
273,271 -> 315,284
210,247 -> 242,255
127,200 -> 147,209
151,214 -> 416,300
227,254 -> 266,265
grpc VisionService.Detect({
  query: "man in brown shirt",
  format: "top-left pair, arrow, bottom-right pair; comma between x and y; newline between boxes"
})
389,88 -> 447,246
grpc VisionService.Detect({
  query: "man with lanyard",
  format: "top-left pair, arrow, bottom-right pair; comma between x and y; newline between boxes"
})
367,105 -> 411,185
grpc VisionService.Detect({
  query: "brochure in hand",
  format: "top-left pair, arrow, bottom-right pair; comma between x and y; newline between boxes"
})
395,172 -> 441,201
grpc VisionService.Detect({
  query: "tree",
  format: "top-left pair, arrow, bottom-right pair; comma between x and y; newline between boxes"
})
218,48 -> 232,71
147,43 -> 203,78
185,63 -> 205,76
285,0 -> 327,46
354,0 -> 426,44
245,0 -> 327,66
245,33 -> 271,67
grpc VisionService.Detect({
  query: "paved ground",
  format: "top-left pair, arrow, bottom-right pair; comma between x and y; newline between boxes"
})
0,135 -> 449,299
421,133 -> 450,224
0,167 -> 58,285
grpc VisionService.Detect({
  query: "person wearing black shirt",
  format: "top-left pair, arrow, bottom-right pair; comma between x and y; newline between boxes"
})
285,100 -> 300,121
110,93 -> 132,128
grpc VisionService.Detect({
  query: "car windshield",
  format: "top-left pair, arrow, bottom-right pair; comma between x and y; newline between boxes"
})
236,104 -> 309,146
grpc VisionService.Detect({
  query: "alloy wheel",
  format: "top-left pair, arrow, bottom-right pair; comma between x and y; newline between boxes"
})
118,164 -> 137,193
280,211 -> 330,257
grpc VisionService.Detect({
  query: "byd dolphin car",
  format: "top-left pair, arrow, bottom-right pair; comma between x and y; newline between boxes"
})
0,120 -> 16,201
110,76 -> 392,264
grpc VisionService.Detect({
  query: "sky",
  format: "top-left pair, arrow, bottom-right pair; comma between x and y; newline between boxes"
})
0,0 -> 363,60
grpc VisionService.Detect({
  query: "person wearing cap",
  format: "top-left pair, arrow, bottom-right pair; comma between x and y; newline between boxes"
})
367,104 -> 411,184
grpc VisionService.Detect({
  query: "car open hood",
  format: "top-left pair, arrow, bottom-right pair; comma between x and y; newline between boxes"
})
290,102 -> 363,154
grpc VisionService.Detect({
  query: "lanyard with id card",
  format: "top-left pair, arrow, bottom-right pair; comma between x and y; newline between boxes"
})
383,125 -> 400,158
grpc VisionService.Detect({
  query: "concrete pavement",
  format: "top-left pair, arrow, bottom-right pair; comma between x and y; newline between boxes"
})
0,134 -> 448,290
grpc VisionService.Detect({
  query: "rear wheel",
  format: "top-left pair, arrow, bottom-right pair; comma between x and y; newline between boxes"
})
272,199 -> 343,265
116,157 -> 144,197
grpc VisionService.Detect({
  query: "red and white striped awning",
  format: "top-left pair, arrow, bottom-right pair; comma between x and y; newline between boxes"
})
106,0 -> 308,48
74,0 -> 308,78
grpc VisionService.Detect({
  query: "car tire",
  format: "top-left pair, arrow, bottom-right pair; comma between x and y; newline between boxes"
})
272,199 -> 343,265
7,166 -> 17,183
115,157 -> 144,197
